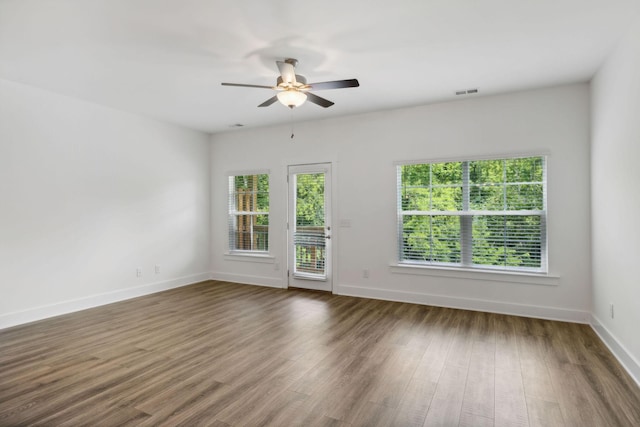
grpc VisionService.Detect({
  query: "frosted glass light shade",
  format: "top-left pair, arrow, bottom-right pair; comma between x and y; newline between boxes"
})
277,90 -> 307,108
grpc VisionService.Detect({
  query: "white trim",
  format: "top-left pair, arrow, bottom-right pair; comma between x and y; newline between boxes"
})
336,284 -> 587,323
0,272 -> 212,330
223,252 -> 275,263
590,314 -> 640,388
390,263 -> 559,286
394,151 -> 551,167
228,211 -> 269,216
211,271 -> 284,288
226,168 -> 270,177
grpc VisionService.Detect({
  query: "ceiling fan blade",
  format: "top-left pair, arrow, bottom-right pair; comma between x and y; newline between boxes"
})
276,61 -> 297,84
258,96 -> 278,107
221,83 -> 275,89
307,79 -> 360,91
306,92 -> 334,108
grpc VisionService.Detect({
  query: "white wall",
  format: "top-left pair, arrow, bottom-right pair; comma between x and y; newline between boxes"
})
211,84 -> 592,322
0,79 -> 211,328
591,19 -> 640,382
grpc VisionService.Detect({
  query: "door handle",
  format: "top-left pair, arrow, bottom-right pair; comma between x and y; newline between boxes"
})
325,235 -> 331,240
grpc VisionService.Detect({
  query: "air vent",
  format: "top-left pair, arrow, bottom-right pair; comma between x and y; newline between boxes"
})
455,88 -> 479,95
229,123 -> 244,128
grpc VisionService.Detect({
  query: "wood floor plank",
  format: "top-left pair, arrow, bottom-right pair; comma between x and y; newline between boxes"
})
495,364 -> 529,426
526,396 -> 565,427
0,280 -> 639,426
459,412 -> 495,427
304,354 -> 384,422
461,341 -> 495,421
494,314 -> 521,373
391,308 -> 458,427
422,363 -> 468,426
390,375 -> 437,427
517,332 -> 559,409
547,362 -> 611,427
346,401 -> 399,427
365,346 -> 425,408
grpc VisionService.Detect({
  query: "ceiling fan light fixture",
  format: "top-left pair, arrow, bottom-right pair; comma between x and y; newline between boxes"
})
277,89 -> 307,108
221,58 -> 358,109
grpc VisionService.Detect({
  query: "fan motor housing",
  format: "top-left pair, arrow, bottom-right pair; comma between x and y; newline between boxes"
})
277,75 -> 307,88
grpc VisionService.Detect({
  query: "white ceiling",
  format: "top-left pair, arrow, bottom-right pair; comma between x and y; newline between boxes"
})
1,0 -> 639,134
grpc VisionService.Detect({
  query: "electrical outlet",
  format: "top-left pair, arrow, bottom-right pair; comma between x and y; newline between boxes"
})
610,303 -> 614,319
155,265 -> 160,274
136,268 -> 142,278
363,269 -> 369,279
274,263 -> 280,271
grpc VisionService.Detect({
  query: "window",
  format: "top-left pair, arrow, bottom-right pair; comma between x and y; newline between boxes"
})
397,156 -> 546,272
228,173 -> 269,253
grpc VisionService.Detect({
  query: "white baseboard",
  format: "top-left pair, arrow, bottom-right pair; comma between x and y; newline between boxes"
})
336,284 -> 590,323
210,271 -> 284,289
590,314 -> 640,387
0,272 -> 212,330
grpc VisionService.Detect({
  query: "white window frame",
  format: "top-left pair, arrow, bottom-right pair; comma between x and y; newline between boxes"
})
228,171 -> 270,255
396,155 -> 547,273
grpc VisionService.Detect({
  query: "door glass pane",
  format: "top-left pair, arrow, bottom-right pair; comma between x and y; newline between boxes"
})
294,173 -> 325,277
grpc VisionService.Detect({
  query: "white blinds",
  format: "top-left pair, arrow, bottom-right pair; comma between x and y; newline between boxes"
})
228,174 -> 269,252
397,157 -> 547,272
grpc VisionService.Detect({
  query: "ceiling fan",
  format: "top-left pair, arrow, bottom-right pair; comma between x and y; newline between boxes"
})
221,58 -> 359,109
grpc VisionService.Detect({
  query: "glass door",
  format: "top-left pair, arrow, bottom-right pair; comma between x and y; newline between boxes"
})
287,163 -> 332,291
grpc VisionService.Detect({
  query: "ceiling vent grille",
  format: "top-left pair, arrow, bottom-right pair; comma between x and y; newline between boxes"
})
455,88 -> 479,95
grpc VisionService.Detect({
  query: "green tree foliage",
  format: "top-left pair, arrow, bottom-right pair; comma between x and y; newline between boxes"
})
296,173 -> 324,227
400,157 -> 544,269
401,162 -> 462,263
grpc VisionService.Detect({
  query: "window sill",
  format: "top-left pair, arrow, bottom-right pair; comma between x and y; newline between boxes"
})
224,252 -> 275,264
389,263 -> 560,286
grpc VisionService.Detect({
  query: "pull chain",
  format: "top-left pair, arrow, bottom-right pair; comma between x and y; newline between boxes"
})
290,107 -> 295,139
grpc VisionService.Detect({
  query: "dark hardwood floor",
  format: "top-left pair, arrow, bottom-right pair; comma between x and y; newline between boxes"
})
1,281 -> 639,426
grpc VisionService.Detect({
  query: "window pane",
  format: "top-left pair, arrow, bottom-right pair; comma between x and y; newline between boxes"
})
400,164 -> 430,211
431,216 -> 461,263
254,214 -> 269,251
256,174 -> 269,211
233,214 -> 250,251
431,162 -> 462,185
432,186 -> 462,211
506,184 -> 543,210
469,185 -> 504,210
505,215 -> 542,268
401,215 -> 431,261
233,175 -> 269,212
401,187 -> 430,211
469,159 -> 504,184
472,215 -> 542,269
295,244 -> 325,273
506,157 -> 543,183
472,215 -> 506,266
401,164 -> 431,186
231,215 -> 270,252
296,173 -> 324,227
401,215 -> 460,263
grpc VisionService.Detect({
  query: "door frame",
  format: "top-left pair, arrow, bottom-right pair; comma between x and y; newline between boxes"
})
285,161 -> 337,292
